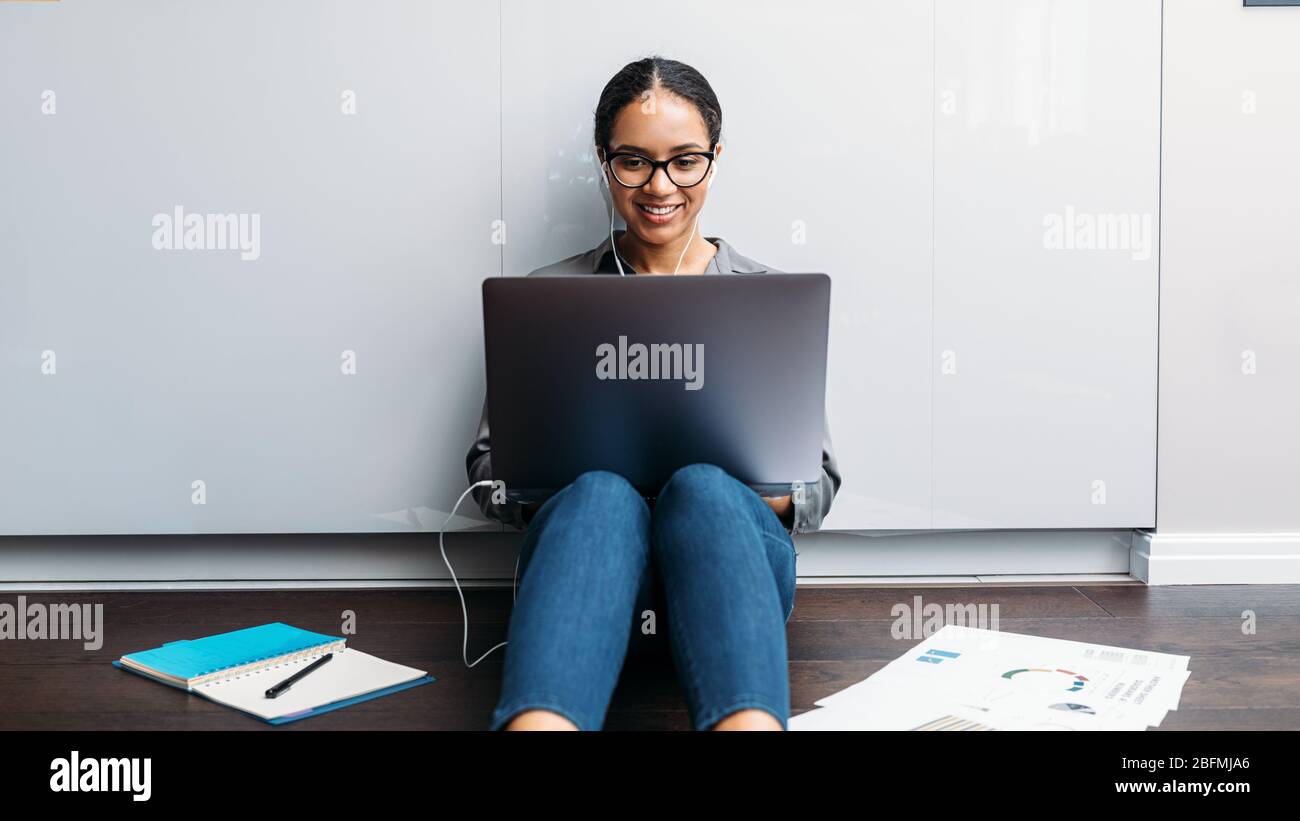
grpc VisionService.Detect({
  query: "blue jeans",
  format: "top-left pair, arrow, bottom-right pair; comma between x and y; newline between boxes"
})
490,463 -> 798,730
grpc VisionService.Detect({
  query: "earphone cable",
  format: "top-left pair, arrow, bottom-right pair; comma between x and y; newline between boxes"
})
439,480 -> 521,667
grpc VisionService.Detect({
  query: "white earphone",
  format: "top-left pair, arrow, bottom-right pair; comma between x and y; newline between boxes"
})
596,150 -> 630,276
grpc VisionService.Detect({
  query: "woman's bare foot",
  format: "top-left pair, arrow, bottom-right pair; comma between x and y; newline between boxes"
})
505,709 -> 579,731
712,709 -> 783,731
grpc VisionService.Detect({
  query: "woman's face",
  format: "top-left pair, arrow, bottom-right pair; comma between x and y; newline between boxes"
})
601,91 -> 720,248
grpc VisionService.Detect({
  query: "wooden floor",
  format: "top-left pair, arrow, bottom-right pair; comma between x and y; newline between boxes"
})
2,584 -> 1297,730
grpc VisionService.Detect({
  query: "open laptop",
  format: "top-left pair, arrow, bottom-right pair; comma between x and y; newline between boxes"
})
481,273 -> 830,502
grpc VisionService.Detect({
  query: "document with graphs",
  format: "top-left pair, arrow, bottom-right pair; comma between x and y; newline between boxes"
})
791,625 -> 1190,731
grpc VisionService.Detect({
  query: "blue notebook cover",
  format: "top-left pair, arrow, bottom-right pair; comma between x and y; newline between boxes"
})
121,622 -> 343,683
114,622 -> 436,724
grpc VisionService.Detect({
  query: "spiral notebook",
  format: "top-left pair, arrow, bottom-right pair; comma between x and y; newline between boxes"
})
113,622 -> 435,724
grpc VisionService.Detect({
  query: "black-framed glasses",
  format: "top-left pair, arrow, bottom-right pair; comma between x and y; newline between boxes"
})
603,150 -> 715,188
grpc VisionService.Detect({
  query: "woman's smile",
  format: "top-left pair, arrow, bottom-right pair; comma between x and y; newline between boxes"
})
635,201 -> 685,224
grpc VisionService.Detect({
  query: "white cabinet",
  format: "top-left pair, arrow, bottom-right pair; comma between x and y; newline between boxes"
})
930,0 -> 1160,528
0,0 -> 1160,535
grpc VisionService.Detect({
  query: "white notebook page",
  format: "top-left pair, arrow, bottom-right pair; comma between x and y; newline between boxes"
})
193,647 -> 426,720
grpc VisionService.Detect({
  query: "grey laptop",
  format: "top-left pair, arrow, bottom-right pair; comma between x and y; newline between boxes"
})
482,273 -> 830,502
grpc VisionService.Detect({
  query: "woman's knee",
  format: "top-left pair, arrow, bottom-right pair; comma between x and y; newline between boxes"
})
657,463 -> 737,506
656,463 -> 765,527
567,469 -> 646,513
525,470 -> 650,562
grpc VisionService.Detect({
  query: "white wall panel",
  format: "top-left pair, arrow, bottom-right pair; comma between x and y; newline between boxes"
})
0,1 -> 501,534
1158,0 -> 1300,534
931,0 -> 1160,528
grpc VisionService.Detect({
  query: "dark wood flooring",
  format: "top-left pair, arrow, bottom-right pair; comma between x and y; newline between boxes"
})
2,584 -> 1297,730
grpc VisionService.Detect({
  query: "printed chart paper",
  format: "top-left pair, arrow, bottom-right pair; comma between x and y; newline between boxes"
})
792,625 -> 1190,731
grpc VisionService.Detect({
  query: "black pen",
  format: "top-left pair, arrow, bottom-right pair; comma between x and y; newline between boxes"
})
265,653 -> 333,699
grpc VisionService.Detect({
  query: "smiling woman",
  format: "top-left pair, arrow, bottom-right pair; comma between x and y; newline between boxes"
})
592,57 -> 723,275
464,56 -> 842,733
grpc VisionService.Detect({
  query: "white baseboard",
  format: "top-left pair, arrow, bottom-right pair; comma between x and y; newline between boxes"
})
0,573 -> 1141,592
9,530 -> 1296,590
1130,531 -> 1300,585
0,529 -> 1135,591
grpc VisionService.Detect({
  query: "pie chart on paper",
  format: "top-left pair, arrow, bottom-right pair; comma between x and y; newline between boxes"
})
1001,667 -> 1089,693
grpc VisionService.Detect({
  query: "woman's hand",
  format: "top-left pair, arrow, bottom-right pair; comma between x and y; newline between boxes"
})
763,494 -> 794,531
